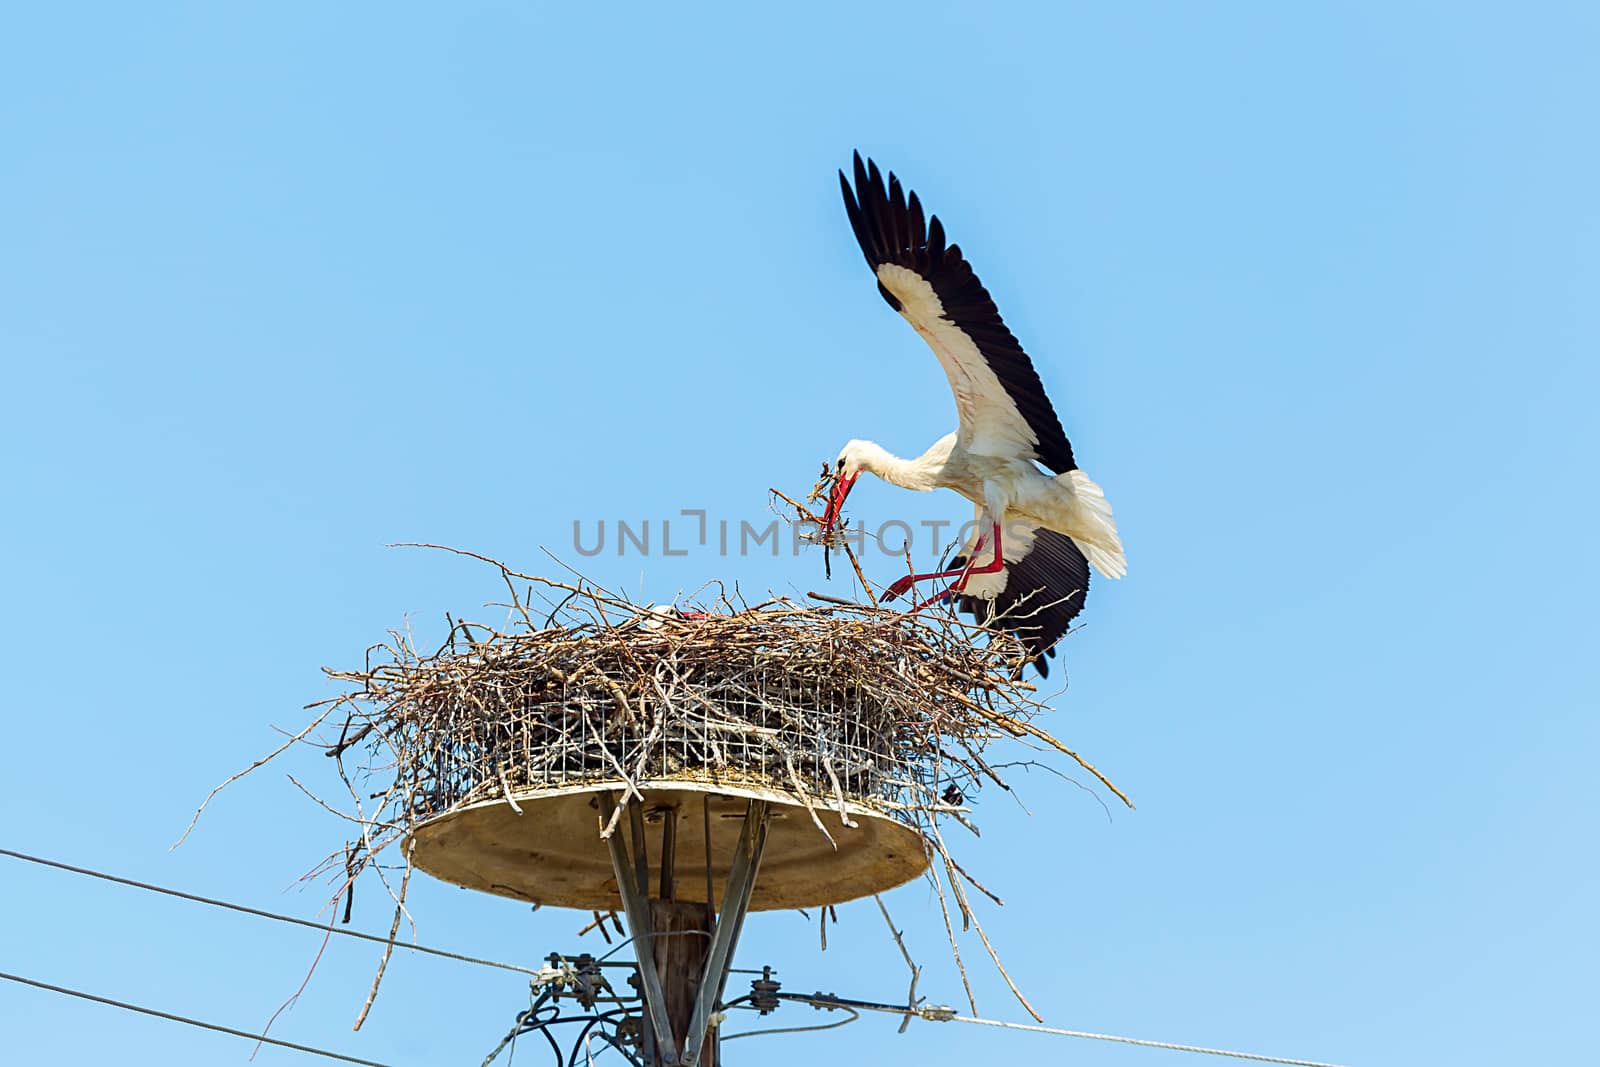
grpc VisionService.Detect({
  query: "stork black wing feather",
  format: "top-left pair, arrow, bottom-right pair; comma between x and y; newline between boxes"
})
954,529 -> 1090,678
906,190 -> 926,254
839,153 -> 1078,474
927,213 -> 946,260
839,172 -> 873,271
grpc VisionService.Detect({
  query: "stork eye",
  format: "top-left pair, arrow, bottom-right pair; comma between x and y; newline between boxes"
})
836,458 -> 845,470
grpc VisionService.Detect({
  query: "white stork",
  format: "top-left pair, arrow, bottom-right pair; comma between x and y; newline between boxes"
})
819,153 -> 1125,675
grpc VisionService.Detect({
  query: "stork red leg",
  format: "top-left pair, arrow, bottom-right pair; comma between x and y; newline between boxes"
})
883,522 -> 1005,608
910,521 -> 1005,610
881,568 -> 961,603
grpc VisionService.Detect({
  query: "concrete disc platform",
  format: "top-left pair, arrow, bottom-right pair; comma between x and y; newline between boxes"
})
407,779 -> 930,911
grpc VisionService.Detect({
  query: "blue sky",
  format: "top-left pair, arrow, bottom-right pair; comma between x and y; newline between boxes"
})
3,3 -> 1596,1064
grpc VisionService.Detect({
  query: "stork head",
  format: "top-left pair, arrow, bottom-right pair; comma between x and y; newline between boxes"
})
819,440 -> 871,536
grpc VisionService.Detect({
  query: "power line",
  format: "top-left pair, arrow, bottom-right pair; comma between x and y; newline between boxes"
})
778,993 -> 1350,1067
6,847 -> 1350,1065
0,971 -> 395,1066
722,1004 -> 860,1041
946,1013 -> 1350,1067
0,847 -> 542,978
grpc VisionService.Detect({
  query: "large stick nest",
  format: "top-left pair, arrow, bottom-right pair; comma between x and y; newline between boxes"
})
321,554 -> 1107,849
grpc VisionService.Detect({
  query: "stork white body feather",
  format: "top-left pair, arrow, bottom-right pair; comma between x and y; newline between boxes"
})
840,436 -> 1125,582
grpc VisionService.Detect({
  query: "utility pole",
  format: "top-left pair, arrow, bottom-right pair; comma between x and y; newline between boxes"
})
600,793 -> 770,1067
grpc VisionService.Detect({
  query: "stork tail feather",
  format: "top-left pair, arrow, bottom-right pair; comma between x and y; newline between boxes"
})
1063,469 -> 1127,579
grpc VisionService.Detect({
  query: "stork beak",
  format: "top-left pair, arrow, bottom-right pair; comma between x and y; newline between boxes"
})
819,473 -> 859,535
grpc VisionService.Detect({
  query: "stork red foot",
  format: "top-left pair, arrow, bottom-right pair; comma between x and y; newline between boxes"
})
881,570 -> 967,603
880,575 -> 921,602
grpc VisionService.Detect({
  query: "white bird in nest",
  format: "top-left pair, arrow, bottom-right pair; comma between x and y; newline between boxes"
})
818,152 -> 1126,677
633,604 -> 708,630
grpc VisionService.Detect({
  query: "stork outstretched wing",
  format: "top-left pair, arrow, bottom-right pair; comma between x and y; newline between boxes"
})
839,151 -> 1078,475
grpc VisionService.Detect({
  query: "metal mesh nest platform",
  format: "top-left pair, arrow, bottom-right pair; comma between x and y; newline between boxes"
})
316,562 -> 1082,912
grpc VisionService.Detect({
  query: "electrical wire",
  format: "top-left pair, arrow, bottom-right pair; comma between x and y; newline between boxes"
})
0,971 -> 394,1066
777,993 -> 1350,1067
0,846 -> 542,977
5,846 -> 1350,1066
722,1004 -> 860,1041
946,1013 -> 1349,1067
